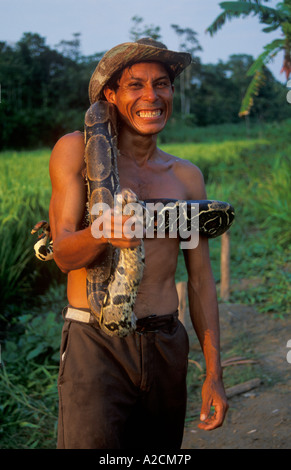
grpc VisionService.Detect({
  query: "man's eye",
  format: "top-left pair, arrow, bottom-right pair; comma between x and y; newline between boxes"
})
156,81 -> 169,88
129,82 -> 142,88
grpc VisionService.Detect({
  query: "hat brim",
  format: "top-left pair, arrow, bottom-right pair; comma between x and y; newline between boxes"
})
88,42 -> 192,104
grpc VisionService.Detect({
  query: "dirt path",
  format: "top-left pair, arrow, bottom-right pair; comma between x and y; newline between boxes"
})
182,303 -> 291,449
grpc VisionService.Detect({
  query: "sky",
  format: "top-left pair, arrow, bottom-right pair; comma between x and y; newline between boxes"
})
1,0 -> 287,83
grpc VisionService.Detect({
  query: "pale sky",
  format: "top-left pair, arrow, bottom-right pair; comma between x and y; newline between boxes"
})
1,0 -> 286,83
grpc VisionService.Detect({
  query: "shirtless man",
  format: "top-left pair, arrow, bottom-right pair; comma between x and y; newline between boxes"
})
49,38 -> 228,449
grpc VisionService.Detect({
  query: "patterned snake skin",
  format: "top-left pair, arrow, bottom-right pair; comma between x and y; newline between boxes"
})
84,101 -> 145,336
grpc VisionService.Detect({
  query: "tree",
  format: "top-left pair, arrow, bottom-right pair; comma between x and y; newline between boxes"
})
206,0 -> 291,116
55,32 -> 82,62
129,16 -> 162,41
0,33 -> 94,149
184,54 -> 288,126
171,25 -> 202,117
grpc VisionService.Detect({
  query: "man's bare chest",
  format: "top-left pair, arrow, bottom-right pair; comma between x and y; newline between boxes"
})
118,160 -> 187,201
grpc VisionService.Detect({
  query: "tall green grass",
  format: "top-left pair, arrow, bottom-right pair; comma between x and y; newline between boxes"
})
158,117 -> 267,144
0,149 -> 64,316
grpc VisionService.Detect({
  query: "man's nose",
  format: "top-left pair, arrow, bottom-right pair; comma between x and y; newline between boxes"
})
143,85 -> 158,101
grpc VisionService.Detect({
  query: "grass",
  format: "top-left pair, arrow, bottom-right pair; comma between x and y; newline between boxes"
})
0,118 -> 290,448
0,149 -> 65,315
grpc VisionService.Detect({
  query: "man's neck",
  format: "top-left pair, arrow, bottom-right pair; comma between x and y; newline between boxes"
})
118,127 -> 159,167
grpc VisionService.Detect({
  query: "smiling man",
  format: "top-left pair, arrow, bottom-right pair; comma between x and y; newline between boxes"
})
49,38 -> 228,450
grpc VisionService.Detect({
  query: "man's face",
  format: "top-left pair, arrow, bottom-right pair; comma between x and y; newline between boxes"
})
104,62 -> 174,136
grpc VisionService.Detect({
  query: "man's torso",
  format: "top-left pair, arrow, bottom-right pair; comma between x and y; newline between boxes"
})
67,134 -> 190,318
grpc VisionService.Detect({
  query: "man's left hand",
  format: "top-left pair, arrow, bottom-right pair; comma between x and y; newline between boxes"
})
198,375 -> 229,431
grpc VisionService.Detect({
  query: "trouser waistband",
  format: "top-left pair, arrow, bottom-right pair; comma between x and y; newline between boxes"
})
63,305 -> 179,333
63,306 -> 97,324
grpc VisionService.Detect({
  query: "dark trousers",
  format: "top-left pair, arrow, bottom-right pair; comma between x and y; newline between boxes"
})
57,312 -> 189,449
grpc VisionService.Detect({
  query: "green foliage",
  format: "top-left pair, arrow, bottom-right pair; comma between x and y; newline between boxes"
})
0,33 -> 97,149
129,16 -> 162,41
0,149 -> 66,317
207,0 -> 291,115
247,40 -> 285,76
207,1 -> 289,36
0,284 -> 65,448
239,69 -> 265,116
239,40 -> 286,115
0,361 -> 59,449
257,151 -> 291,246
5,311 -> 62,364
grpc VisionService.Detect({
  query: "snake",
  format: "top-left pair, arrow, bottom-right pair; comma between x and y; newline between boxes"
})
31,100 -> 235,337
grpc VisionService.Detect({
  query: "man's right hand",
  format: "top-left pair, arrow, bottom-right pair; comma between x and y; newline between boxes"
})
92,207 -> 143,249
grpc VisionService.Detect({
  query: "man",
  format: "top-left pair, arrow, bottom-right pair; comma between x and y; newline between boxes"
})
49,38 -> 228,449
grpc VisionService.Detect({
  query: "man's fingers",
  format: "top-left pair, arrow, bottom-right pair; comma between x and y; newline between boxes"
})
102,210 -> 143,244
199,399 -> 212,423
198,376 -> 229,431
110,238 -> 142,248
198,402 -> 228,431
200,411 -> 209,423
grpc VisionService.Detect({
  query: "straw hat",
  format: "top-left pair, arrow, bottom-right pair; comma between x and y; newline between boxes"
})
88,38 -> 192,104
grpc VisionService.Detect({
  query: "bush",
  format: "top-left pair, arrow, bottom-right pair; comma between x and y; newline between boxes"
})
0,284 -> 65,449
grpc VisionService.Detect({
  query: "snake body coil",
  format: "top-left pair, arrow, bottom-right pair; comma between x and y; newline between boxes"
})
84,101 -> 145,337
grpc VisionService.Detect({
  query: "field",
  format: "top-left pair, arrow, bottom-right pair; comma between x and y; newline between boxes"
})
0,119 -> 290,448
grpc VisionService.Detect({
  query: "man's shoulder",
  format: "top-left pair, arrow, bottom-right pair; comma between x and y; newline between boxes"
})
174,155 -> 202,176
50,131 -> 85,175
160,149 -> 204,180
159,149 -> 206,199
54,130 -> 84,151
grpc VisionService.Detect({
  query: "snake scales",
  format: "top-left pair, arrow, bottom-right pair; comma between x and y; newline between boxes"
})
31,100 -> 235,337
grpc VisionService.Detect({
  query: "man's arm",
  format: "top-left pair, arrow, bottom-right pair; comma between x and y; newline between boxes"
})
181,161 -> 228,430
49,132 -> 141,273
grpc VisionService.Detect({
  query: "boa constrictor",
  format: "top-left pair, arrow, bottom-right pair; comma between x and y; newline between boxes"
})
31,101 -> 235,337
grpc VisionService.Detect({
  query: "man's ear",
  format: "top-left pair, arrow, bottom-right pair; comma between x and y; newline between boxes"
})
103,86 -> 116,104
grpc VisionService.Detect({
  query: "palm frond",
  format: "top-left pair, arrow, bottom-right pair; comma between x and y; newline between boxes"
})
239,70 -> 265,116
246,39 -> 285,76
239,39 -> 284,115
262,24 -> 282,32
206,1 -> 289,36
206,9 -> 242,36
221,1 -> 288,23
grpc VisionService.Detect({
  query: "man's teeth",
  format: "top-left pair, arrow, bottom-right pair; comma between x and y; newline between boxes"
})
137,110 -> 162,117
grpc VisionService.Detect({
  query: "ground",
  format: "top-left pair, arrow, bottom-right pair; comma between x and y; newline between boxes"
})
181,303 -> 291,449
